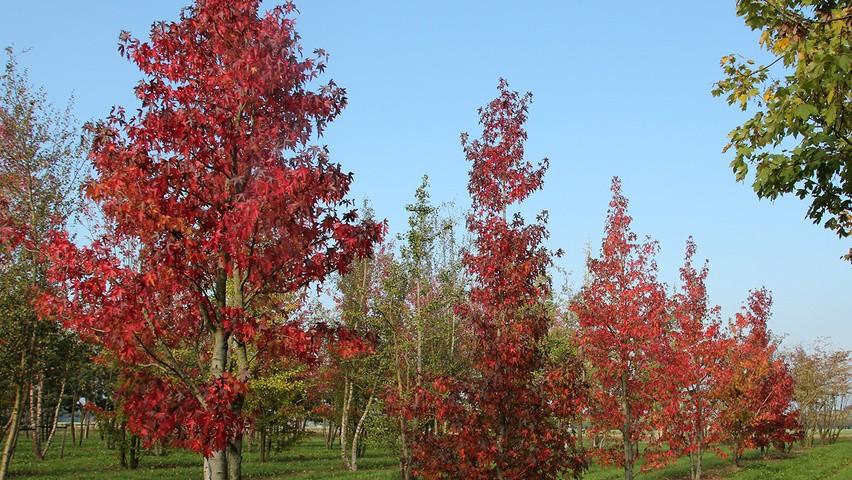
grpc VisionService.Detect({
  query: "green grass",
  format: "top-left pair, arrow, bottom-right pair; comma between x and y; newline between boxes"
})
581,440 -> 852,480
8,434 -> 398,479
6,432 -> 851,479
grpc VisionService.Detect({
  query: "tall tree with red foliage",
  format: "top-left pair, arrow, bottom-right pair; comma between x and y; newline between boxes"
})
571,178 -> 669,480
406,80 -> 586,479
717,289 -> 800,466
38,1 -> 382,479
659,239 -> 728,480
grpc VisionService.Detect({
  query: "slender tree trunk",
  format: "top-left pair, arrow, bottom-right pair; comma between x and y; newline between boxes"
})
694,446 -> 702,480
29,372 -> 45,459
691,404 -> 704,480
449,310 -> 456,359
324,421 -> 333,449
227,437 -> 242,480
129,435 -> 141,469
392,328 -> 413,478
83,409 -> 90,441
733,440 -> 743,467
69,389 -> 77,446
348,393 -> 374,471
578,356 -> 586,451
77,410 -> 88,446
207,322 -> 230,480
227,269 -> 250,480
76,410 -> 84,446
119,427 -> 128,469
690,442 -> 703,480
339,379 -> 353,469
37,377 -> 66,459
260,428 -> 268,462
416,281 -> 423,378
0,381 -> 24,480
59,424 -> 67,459
621,374 -> 634,480
398,417 -> 411,480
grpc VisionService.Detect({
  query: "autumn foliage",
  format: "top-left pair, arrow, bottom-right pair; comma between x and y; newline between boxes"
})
2,2 -> 814,479
402,81 -> 586,480
38,0 -> 381,477
571,178 -> 669,479
717,289 -> 800,465
659,239 -> 729,480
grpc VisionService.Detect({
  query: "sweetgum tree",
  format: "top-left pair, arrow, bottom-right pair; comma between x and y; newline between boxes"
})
407,80 -> 586,480
717,289 -> 800,465
659,239 -> 729,480
571,178 -> 669,480
39,2 -> 382,479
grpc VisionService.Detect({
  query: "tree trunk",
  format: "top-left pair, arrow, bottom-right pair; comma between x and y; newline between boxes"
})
69,390 -> 77,446
621,374 -> 634,480
206,450 -> 228,480
416,281 -> 423,378
227,437 -> 242,480
690,409 -> 704,480
77,410 -> 87,446
324,420 -> 335,449
83,410 -> 90,442
0,381 -> 24,480
398,417 -> 412,480
690,444 -> 703,480
59,424 -> 67,459
733,440 -> 743,467
119,427 -> 128,469
37,377 -> 65,459
207,321 -> 230,480
29,373 -> 44,459
339,379 -> 353,469
392,335 -> 413,479
225,268 -> 249,480
449,309 -> 456,360
129,435 -> 141,469
348,394 -> 374,471
259,428 -> 267,462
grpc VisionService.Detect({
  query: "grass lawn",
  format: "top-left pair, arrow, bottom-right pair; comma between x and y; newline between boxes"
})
6,432 -> 851,479
583,440 -> 852,480
8,434 -> 398,479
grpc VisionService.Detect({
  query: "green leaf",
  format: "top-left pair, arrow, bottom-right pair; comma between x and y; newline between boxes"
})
794,103 -> 817,120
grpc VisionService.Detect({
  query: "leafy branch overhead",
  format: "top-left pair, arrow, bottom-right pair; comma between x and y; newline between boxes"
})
713,0 -> 851,260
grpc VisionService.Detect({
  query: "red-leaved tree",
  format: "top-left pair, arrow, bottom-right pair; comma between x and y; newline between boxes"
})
39,2 -> 382,479
717,289 -> 800,466
406,80 -> 586,479
659,238 -> 728,480
571,177 -> 669,480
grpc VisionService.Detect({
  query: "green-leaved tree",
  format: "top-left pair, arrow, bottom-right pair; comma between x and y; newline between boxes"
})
713,1 -> 851,261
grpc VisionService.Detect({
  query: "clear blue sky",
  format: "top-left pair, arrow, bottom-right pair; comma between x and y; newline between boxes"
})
3,1 -> 849,349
